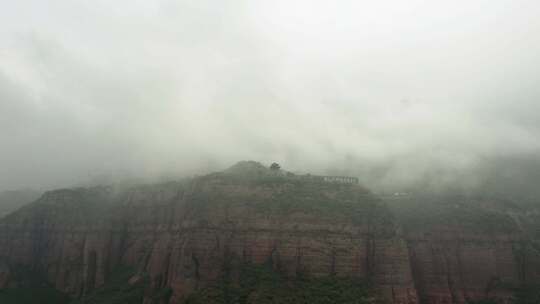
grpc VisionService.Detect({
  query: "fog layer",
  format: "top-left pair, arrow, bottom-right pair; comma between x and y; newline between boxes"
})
1,1 -> 540,194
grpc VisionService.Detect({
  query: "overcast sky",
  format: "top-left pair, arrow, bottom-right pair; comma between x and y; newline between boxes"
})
1,0 -> 540,193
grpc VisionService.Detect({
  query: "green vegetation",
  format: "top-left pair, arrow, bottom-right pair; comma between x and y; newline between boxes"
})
257,181 -> 395,237
512,283 -> 540,304
466,300 -> 499,304
192,161 -> 393,234
385,194 -> 520,234
0,287 -> 70,304
0,265 -> 70,304
189,172 -> 395,238
185,264 -> 377,304
467,283 -> 540,304
70,266 -> 172,304
70,267 -> 146,304
270,163 -> 281,171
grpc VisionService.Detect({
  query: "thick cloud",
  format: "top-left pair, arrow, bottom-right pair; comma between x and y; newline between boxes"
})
1,0 -> 540,194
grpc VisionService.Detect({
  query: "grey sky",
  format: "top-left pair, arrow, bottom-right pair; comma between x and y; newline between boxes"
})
1,0 -> 540,193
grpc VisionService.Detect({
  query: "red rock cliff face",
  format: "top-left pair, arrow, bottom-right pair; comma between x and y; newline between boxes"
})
0,174 -> 417,304
390,197 -> 540,304
406,229 -> 522,304
0,171 -> 538,304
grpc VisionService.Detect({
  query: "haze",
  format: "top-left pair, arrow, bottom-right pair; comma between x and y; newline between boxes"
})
1,1 -> 540,196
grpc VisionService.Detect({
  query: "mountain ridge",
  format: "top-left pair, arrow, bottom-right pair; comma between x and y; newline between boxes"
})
0,161 -> 539,304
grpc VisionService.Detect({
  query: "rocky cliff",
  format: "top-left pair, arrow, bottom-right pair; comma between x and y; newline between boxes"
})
387,194 -> 540,304
0,162 -> 539,304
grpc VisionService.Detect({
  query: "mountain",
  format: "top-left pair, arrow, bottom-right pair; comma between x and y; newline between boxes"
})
0,189 -> 42,218
0,161 -> 539,304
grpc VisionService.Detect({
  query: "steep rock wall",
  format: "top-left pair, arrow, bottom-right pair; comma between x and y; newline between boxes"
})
0,175 -> 417,304
406,230 -> 522,304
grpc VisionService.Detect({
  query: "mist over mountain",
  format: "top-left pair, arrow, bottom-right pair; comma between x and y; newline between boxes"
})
0,189 -> 41,218
1,0 -> 540,195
